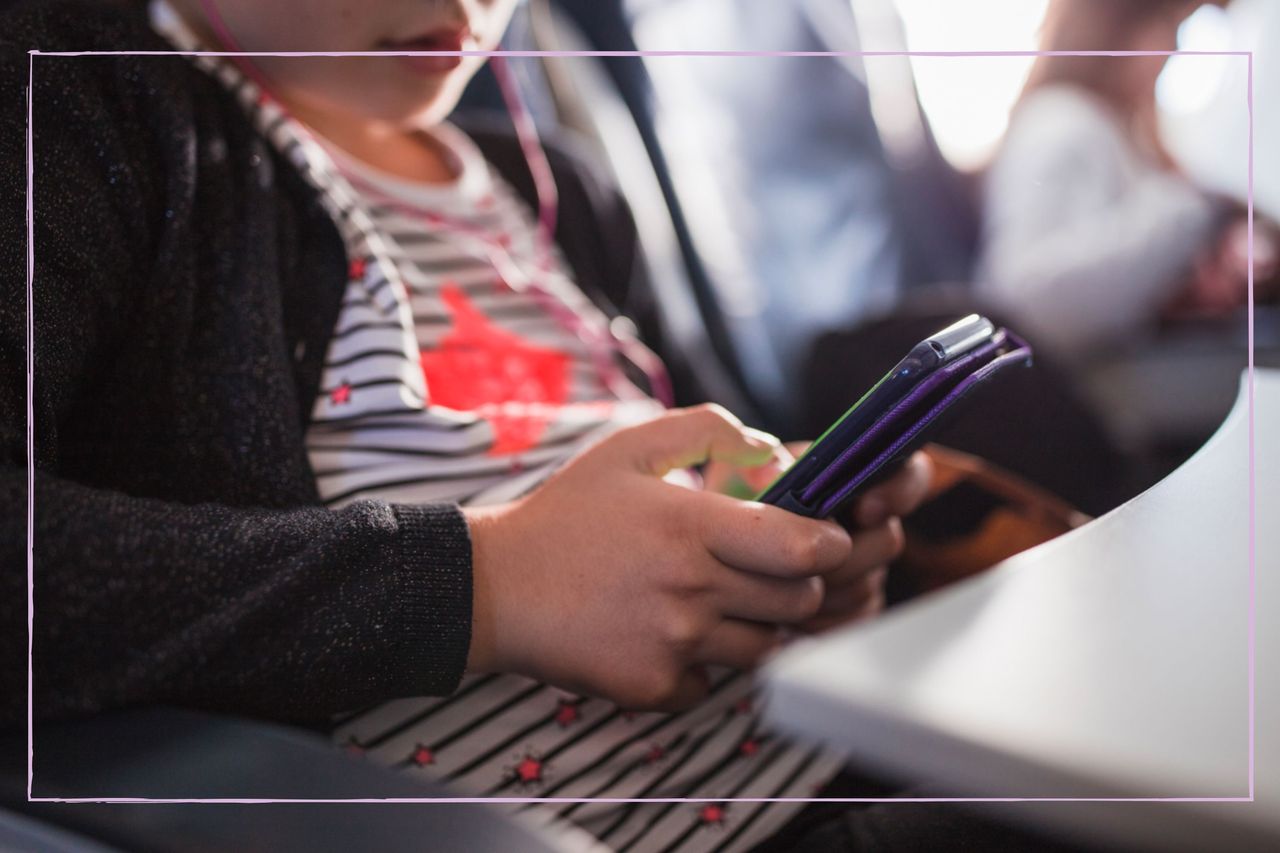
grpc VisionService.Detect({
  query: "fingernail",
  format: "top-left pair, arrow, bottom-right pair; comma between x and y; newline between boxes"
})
743,427 -> 779,447
744,465 -> 779,491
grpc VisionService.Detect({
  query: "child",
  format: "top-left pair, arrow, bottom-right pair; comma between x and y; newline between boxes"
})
2,0 -> 931,849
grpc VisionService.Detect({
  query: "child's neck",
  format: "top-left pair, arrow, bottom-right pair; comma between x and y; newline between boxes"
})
290,101 -> 459,185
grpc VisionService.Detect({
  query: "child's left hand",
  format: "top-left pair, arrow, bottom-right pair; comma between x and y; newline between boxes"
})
702,444 -> 934,633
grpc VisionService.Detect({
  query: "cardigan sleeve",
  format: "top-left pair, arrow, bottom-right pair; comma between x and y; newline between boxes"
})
2,471 -> 473,725
1,3 -> 474,726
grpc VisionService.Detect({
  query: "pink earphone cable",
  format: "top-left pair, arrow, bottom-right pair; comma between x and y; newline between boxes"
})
196,0 -> 275,96
488,53 -> 558,272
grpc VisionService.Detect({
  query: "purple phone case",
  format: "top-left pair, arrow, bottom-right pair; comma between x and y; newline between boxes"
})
794,330 -> 1032,518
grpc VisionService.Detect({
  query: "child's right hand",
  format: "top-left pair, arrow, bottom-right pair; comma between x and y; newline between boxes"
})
462,405 -> 853,711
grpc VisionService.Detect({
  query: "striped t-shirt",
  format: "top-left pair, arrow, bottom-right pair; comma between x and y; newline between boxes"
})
151,5 -> 844,850
305,122 -> 663,508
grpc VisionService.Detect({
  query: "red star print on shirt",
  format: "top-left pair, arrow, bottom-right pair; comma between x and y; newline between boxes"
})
698,803 -> 727,826
554,699 -> 582,728
644,743 -> 666,765
738,738 -> 761,758
348,256 -> 367,281
419,284 -> 571,456
330,381 -> 352,405
410,745 -> 435,767
514,754 -> 544,785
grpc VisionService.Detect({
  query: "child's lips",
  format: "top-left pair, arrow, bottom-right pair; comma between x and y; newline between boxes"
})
380,28 -> 472,75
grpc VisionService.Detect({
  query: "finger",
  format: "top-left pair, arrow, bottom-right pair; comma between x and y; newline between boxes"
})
855,452 -> 934,527
652,666 -> 712,713
816,566 -> 887,617
804,570 -> 887,633
695,491 -> 852,577
782,441 -> 808,462
704,440 -> 793,497
606,404 -> 780,476
732,442 -> 801,494
709,569 -> 824,624
803,591 -> 885,633
740,442 -> 796,493
822,520 -> 904,589
694,620 -> 786,670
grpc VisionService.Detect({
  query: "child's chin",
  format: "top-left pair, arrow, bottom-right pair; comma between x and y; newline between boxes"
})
345,87 -> 463,129
387,75 -> 470,125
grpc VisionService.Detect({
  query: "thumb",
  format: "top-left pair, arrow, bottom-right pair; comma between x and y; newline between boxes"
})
606,404 -> 780,476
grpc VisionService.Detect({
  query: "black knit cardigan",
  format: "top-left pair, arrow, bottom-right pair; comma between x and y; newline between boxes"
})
0,1 -> 651,727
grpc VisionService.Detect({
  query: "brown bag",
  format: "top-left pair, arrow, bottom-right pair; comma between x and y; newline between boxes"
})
895,444 -> 1091,595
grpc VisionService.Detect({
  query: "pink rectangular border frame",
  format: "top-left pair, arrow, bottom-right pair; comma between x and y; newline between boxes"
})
24,47 -> 1257,808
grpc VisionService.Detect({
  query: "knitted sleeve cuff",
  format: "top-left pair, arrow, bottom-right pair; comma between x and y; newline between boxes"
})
379,502 -> 474,698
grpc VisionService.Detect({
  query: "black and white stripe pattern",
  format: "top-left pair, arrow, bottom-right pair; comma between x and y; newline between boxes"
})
151,4 -> 842,849
304,127 -> 661,508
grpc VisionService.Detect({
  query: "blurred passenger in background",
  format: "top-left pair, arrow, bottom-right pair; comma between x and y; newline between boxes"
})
624,0 -> 977,432
976,0 -> 1246,361
616,0 -> 1131,512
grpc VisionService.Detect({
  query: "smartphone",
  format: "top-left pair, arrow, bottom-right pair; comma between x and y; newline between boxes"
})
757,315 -> 1031,519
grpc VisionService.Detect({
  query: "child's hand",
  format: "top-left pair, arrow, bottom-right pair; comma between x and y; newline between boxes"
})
704,443 -> 933,633
799,451 -> 933,634
463,405 -> 852,711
